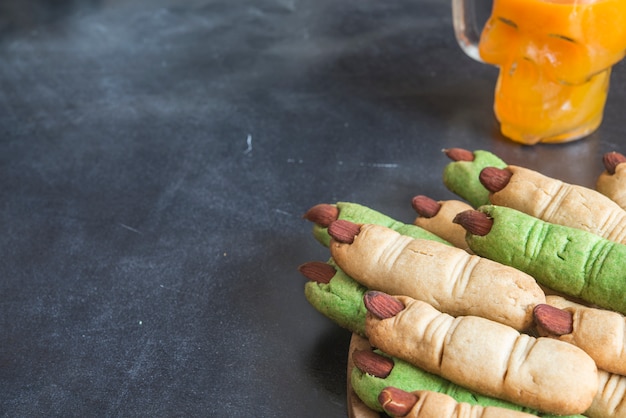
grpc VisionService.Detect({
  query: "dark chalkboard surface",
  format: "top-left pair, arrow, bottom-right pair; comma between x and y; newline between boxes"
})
1,0 -> 625,416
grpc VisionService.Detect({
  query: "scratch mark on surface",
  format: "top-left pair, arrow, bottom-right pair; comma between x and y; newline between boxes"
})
119,223 -> 141,234
360,162 -> 399,168
159,284 -> 202,298
244,134 -> 252,154
275,209 -> 291,216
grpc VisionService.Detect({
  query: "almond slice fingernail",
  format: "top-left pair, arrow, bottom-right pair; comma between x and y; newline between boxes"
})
379,387 -> 419,416
479,166 -> 513,193
302,204 -> 339,227
352,350 -> 394,378
443,148 -> 475,162
534,304 -> 574,336
297,261 -> 336,284
412,195 -> 441,218
453,210 -> 493,236
327,220 -> 361,244
364,291 -> 405,319
603,151 -> 626,175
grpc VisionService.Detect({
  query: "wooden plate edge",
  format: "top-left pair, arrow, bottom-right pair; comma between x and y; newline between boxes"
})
346,333 -> 382,418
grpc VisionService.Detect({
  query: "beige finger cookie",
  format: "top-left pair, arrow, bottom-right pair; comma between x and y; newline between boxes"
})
411,195 -> 474,251
538,295 -> 626,376
379,388 -> 538,418
328,221 -> 545,331
481,165 -> 626,244
364,292 -> 598,416
586,370 -> 626,418
597,151 -> 626,211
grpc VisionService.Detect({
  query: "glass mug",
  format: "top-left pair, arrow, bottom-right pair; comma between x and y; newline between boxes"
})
452,0 -> 626,145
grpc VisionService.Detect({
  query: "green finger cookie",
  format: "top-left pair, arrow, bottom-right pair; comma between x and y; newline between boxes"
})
351,350 -> 583,418
312,202 -> 450,247
303,259 -> 368,336
467,204 -> 626,314
443,150 -> 507,208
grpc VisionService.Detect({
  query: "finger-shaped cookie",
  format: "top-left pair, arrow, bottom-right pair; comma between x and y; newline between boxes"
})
299,259 -> 368,336
480,165 -> 626,244
586,370 -> 626,418
536,295 -> 626,376
411,195 -> 474,250
596,151 -> 626,210
379,387 -> 539,418
328,220 -> 545,331
303,202 -> 450,247
364,292 -> 598,415
349,344 -> 576,417
347,334 -> 381,418
442,148 -> 507,208
454,205 -> 626,315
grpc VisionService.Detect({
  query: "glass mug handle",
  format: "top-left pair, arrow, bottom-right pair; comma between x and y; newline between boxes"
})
451,0 -> 485,63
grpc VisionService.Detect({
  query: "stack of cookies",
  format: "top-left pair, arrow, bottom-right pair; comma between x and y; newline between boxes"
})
299,149 -> 626,418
